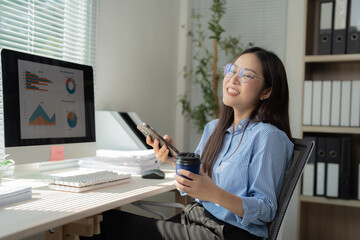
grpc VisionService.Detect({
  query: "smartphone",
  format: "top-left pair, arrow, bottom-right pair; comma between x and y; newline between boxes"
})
137,122 -> 179,157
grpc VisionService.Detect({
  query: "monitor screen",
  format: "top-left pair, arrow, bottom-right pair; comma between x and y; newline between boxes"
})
1,49 -> 96,165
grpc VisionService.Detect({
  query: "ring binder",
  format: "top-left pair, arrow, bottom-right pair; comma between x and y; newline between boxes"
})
303,81 -> 313,125
316,137 -> 327,196
325,137 -> 341,198
347,0 -> 360,53
318,1 -> 334,54
350,80 -> 360,126
312,81 -> 322,126
302,136 -> 317,196
332,0 -> 349,54
330,81 -> 341,126
321,80 -> 332,126
340,80 -> 351,127
339,137 -> 351,199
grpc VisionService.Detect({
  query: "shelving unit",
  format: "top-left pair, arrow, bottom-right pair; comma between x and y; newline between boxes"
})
302,126 -> 360,134
305,54 -> 360,62
299,1 -> 360,239
300,195 -> 360,208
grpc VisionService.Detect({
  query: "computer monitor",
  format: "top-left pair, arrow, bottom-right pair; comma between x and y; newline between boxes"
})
0,49 -> 96,168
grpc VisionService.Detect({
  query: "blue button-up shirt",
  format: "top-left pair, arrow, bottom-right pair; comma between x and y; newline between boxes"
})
194,118 -> 294,238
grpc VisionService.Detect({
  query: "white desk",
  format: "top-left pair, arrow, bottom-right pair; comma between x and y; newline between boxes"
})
0,168 -> 176,240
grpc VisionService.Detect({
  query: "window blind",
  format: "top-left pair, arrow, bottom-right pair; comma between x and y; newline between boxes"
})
0,0 -> 98,160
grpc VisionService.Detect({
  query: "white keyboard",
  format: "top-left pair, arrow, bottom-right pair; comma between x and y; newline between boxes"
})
48,171 -> 131,193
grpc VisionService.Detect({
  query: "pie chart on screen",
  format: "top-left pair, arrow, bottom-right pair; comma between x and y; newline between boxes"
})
67,111 -> 77,128
66,77 -> 76,94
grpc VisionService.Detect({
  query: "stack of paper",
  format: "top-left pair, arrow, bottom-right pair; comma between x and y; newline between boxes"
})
0,183 -> 32,207
78,149 -> 159,175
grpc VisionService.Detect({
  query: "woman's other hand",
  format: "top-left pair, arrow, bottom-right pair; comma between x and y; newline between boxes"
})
174,168 -> 220,203
146,135 -> 175,164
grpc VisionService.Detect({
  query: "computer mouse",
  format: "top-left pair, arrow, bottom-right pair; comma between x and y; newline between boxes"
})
141,169 -> 165,179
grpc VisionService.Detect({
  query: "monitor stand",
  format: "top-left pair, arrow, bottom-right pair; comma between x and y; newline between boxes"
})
11,158 -> 81,179
11,162 -> 40,178
6,142 -> 96,179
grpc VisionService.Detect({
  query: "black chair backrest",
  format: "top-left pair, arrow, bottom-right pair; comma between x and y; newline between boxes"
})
267,138 -> 314,240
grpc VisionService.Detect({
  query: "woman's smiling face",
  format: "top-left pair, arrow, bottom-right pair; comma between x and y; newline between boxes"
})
222,53 -> 267,114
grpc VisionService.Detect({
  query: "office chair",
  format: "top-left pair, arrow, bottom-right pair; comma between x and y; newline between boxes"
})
267,138 -> 314,240
133,138 -> 314,239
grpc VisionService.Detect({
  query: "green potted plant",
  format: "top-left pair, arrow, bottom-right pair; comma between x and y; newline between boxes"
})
180,0 -> 253,132
0,157 -> 14,185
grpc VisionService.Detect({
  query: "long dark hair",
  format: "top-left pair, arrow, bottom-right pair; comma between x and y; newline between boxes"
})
201,47 -> 292,178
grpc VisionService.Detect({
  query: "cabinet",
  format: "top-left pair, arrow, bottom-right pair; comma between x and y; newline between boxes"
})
299,1 -> 360,239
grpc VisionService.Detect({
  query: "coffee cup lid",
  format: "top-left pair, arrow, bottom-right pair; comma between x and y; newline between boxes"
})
174,152 -> 201,166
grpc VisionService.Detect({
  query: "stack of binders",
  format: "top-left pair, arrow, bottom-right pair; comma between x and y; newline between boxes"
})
301,136 -> 352,199
302,80 -> 360,127
317,0 -> 360,55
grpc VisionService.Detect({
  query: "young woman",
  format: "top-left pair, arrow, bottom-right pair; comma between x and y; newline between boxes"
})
83,47 -> 294,240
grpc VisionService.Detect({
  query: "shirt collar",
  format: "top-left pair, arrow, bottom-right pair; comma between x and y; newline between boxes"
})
225,116 -> 260,134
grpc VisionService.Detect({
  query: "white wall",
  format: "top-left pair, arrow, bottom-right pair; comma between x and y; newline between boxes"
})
282,0 -> 306,239
96,0 -> 181,137
95,0 -> 184,220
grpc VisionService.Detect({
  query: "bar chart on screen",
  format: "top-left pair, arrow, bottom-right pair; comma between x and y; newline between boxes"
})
25,71 -> 54,91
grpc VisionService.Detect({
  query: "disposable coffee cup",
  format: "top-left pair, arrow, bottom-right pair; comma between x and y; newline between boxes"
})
174,152 -> 201,178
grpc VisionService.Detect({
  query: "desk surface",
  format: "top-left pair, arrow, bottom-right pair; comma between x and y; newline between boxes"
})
0,168 -> 176,240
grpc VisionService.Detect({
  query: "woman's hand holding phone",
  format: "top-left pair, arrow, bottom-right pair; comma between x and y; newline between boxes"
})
146,134 -> 175,164
137,122 -> 179,163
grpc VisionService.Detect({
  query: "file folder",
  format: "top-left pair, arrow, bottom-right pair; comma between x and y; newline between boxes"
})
340,80 -> 351,126
331,81 -> 341,126
358,164 -> 360,200
325,137 -> 341,198
321,80 -> 332,126
350,80 -> 360,127
316,137 -> 327,196
312,81 -> 322,125
318,1 -> 334,54
332,0 -> 348,54
302,136 -> 317,196
303,81 -> 313,125
347,0 -> 360,53
339,137 -> 351,199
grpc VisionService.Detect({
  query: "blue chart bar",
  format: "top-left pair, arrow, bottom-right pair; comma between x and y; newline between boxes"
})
25,71 -> 53,91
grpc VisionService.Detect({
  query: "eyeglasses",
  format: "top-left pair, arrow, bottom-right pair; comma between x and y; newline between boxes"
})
223,63 -> 264,83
